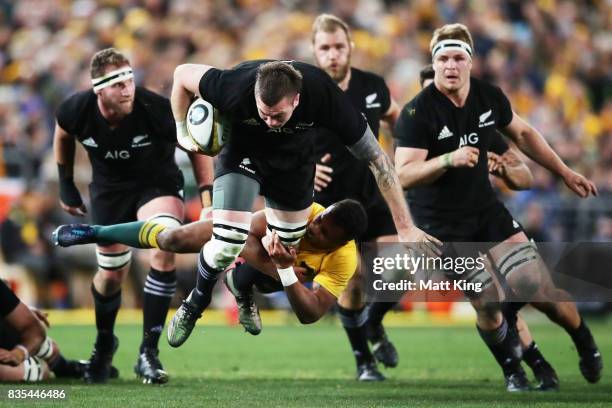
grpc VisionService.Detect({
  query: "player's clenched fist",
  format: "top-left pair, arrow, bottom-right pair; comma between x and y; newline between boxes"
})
449,146 -> 480,168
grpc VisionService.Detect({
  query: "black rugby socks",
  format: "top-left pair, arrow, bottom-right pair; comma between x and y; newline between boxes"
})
91,284 -> 121,350
141,268 -> 176,351
338,305 -> 375,367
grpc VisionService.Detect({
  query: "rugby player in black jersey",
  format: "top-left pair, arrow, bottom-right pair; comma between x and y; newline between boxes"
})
53,48 -> 213,384
219,14 -> 401,381
394,24 -> 601,391
310,14 -> 399,381
167,54 -> 441,347
375,65 -> 560,390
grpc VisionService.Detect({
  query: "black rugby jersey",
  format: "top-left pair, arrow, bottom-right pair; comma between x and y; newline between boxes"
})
395,77 -> 513,218
489,132 -> 509,155
314,67 -> 391,208
199,60 -> 367,171
56,88 -> 183,190
0,279 -> 20,317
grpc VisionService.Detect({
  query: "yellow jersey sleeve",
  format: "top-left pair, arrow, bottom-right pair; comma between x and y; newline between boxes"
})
313,240 -> 358,298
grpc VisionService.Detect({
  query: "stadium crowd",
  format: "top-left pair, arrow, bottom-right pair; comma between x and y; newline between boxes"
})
0,0 -> 610,307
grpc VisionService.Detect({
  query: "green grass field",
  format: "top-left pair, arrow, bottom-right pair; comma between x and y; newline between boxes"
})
3,320 -> 612,407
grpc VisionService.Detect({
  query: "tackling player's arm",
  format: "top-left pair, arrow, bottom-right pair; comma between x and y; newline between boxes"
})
348,127 -> 441,250
53,122 -> 87,216
501,112 -> 597,197
264,232 -> 337,324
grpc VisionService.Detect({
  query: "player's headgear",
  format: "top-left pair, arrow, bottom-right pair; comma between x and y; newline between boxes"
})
90,48 -> 134,92
430,23 -> 474,61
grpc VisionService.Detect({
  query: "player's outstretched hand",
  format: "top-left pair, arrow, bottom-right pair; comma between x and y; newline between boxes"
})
400,226 -> 442,258
314,153 -> 333,192
562,169 -> 598,198
59,201 -> 87,217
452,146 -> 479,168
266,232 -> 297,269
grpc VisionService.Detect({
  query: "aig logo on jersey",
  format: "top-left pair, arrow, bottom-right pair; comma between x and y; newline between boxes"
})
105,150 -> 130,160
459,133 -> 479,148
479,110 -> 495,128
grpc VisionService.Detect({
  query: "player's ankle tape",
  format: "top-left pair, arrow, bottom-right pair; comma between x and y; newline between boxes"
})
277,266 -> 298,287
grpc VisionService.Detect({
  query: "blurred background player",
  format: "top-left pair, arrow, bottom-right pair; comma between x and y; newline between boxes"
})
167,58 -> 438,347
54,199 -> 366,330
308,14 -> 399,381
394,23 -> 600,391
53,48 -> 213,384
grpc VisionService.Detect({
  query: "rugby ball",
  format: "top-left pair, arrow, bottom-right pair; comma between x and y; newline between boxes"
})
186,97 -> 224,156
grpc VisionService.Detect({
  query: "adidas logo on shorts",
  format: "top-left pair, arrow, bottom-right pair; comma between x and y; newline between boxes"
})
438,126 -> 454,140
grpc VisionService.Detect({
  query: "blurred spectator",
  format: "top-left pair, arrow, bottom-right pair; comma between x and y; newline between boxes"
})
523,201 -> 552,242
0,189 -> 69,308
594,216 -> 612,242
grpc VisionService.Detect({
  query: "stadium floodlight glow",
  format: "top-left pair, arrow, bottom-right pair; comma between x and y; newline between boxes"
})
431,39 -> 473,61
92,67 -> 134,92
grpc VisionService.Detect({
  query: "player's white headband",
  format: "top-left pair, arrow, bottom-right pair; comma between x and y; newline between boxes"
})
92,67 -> 134,92
431,39 -> 473,61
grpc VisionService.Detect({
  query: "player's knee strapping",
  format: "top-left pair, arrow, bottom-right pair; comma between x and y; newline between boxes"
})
96,248 -> 131,271
22,357 -> 44,382
202,219 -> 250,270
35,337 -> 54,360
496,243 -> 539,279
138,213 -> 182,248
266,219 -> 307,247
462,266 -> 493,290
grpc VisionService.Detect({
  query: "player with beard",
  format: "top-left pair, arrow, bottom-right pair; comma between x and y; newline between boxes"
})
308,14 -> 399,381
394,24 -> 601,391
53,48 -> 213,384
